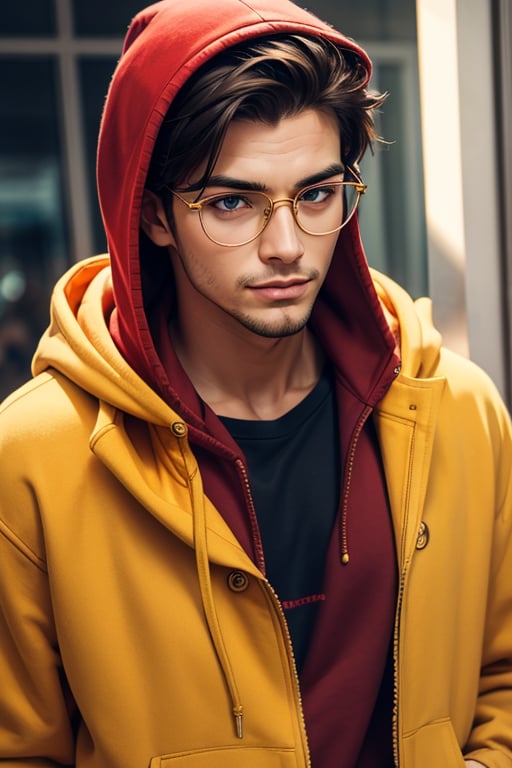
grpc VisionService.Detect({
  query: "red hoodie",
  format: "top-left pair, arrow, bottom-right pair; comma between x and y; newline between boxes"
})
97,1 -> 401,765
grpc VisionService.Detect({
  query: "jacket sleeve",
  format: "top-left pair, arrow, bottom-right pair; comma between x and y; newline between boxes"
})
464,394 -> 512,767
0,405 -> 76,766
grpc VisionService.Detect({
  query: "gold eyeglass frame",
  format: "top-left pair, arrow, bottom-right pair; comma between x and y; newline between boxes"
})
168,166 -> 367,247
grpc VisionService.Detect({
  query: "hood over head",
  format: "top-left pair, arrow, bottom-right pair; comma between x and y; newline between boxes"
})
96,0 -> 400,418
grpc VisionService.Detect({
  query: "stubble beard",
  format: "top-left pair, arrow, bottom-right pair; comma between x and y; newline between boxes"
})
228,305 -> 314,338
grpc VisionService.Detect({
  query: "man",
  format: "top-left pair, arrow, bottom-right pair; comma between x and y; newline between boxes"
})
0,0 -> 511,766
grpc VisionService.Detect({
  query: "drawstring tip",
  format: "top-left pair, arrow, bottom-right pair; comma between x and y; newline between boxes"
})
233,707 -> 244,739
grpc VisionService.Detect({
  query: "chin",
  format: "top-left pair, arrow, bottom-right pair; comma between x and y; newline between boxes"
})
235,312 -> 311,339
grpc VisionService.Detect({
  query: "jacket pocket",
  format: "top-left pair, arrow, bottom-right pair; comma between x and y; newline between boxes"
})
150,746 -> 297,767
402,718 -> 466,767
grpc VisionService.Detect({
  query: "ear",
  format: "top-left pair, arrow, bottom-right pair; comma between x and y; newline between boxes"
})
140,189 -> 177,247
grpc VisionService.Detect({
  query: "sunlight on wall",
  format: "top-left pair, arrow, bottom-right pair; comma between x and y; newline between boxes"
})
416,0 -> 469,357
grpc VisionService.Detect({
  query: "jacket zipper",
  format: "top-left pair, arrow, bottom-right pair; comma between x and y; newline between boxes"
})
235,457 -> 311,765
234,401 -> 394,764
234,407 -> 384,763
264,579 -> 312,767
344,403 -> 407,764
392,567 -> 407,767
391,424 -> 416,767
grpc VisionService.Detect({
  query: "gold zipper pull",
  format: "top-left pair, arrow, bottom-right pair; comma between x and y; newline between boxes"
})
233,706 -> 244,739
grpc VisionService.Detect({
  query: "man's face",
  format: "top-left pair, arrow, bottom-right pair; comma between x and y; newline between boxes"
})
167,109 -> 342,340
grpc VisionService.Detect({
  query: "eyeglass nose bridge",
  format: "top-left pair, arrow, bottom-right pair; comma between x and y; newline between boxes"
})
262,196 -> 298,228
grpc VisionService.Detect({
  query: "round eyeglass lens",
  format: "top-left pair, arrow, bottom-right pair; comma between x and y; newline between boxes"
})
200,192 -> 270,246
295,181 -> 359,235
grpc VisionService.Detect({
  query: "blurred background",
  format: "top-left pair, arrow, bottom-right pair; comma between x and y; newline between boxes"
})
1,0 -> 511,404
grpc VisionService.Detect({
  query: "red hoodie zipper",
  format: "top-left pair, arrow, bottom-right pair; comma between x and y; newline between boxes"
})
339,404 -> 373,564
235,457 -> 266,573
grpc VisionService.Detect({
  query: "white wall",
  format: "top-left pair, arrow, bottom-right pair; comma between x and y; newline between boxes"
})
416,0 -> 507,395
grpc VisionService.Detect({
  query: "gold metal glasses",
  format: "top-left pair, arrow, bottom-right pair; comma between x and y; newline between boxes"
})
168,167 -> 366,247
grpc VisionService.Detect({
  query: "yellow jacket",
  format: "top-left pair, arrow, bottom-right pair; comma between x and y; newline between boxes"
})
1,258 -> 511,767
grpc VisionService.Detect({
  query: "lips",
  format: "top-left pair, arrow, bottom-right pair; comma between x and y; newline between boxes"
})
248,279 -> 311,301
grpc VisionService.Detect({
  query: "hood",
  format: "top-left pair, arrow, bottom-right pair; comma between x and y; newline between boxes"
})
95,0 -> 400,418
32,256 -> 175,425
372,270 -> 442,380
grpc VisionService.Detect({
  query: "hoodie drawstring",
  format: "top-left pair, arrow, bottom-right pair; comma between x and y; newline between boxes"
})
181,446 -> 245,739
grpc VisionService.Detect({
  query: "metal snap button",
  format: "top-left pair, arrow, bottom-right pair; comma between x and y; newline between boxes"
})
416,521 -> 430,550
227,571 -> 249,592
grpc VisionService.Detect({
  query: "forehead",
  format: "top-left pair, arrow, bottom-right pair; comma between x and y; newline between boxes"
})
207,109 -> 341,189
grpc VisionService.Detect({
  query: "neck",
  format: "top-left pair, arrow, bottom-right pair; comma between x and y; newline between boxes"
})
170,314 -> 324,421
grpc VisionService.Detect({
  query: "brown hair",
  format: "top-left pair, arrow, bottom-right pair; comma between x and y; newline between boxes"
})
146,33 -> 386,195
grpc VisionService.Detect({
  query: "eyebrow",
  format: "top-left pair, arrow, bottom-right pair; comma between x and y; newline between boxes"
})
196,163 -> 346,195
294,163 -> 346,189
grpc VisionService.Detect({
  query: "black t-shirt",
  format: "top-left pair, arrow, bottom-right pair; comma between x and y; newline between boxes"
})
219,368 -> 339,670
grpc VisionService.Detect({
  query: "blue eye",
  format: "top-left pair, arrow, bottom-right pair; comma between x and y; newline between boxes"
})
299,186 -> 333,204
212,195 -> 246,211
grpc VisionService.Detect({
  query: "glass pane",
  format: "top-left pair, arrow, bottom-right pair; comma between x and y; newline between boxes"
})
360,64 -> 427,298
0,57 -> 68,398
301,0 -> 417,42
2,0 -> 57,36
79,57 -> 119,254
72,0 -> 159,37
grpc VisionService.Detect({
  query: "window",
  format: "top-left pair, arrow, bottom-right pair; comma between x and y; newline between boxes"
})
0,0 -> 150,397
0,55 -> 67,396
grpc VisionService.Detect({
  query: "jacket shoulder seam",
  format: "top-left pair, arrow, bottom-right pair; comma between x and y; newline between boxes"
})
0,371 -> 58,415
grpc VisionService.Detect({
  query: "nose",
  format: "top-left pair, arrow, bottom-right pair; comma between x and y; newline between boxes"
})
257,200 -> 304,263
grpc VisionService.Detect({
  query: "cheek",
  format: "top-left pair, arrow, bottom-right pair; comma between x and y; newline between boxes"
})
175,240 -> 235,292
